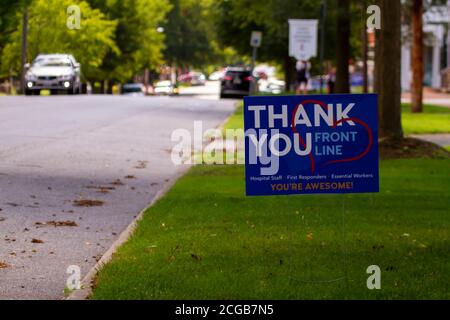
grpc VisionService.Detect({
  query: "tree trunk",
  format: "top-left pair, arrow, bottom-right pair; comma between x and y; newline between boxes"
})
335,0 -> 350,93
107,81 -> 113,94
283,55 -> 296,92
411,0 -> 424,113
100,80 -> 105,94
375,0 -> 403,139
20,7 -> 28,94
362,20 -> 368,93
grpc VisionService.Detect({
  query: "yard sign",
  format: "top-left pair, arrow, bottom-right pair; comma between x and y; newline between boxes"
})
244,94 -> 379,196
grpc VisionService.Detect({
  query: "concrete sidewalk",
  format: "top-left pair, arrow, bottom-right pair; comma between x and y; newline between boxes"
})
402,88 -> 450,108
410,134 -> 450,147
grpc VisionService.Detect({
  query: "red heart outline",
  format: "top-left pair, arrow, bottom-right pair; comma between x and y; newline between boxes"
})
290,99 -> 373,174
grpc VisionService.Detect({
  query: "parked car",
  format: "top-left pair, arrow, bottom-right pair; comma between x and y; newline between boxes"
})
154,80 -> 178,95
178,71 -> 206,86
24,54 -> 82,95
258,77 -> 285,95
122,83 -> 146,96
208,70 -> 225,81
220,67 -> 253,98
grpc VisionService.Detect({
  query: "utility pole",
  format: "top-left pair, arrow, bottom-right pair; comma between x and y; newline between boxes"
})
250,46 -> 258,95
20,6 -> 29,94
319,0 -> 327,94
362,5 -> 369,94
250,46 -> 257,94
250,31 -> 262,95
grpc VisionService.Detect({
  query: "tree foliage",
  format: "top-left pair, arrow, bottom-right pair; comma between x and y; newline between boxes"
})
0,0 -> 29,77
1,0 -> 118,80
87,0 -> 170,83
213,0 -> 370,87
163,0 -> 218,68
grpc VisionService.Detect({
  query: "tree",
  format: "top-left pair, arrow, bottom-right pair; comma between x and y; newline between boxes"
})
214,0 -> 327,90
87,0 -> 170,87
411,0 -> 424,113
0,0 -> 118,81
335,0 -> 351,93
375,0 -> 403,139
0,0 -> 29,79
214,0 -> 370,91
163,0 -> 217,69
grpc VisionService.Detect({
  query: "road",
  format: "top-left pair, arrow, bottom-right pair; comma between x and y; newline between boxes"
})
0,92 -> 235,299
178,80 -> 221,99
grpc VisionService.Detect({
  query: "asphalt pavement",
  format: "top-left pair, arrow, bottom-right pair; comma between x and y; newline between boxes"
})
0,90 -> 236,299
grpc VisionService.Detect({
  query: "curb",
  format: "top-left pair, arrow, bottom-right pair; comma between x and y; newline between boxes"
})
66,165 -> 190,300
67,101 -> 239,300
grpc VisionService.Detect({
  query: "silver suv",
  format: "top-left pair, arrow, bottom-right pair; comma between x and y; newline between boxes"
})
24,54 -> 82,95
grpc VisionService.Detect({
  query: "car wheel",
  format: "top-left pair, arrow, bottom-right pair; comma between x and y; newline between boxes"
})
25,89 -> 32,96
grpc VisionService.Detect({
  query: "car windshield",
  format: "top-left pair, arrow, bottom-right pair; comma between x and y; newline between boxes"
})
34,58 -> 72,67
155,81 -> 171,87
123,85 -> 143,93
226,71 -> 250,78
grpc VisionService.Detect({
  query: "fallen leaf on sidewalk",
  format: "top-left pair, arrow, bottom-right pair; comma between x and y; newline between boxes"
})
97,188 -> 112,194
0,217 -> 5,222
125,175 -> 136,179
0,261 -> 9,269
134,161 -> 148,169
6,203 -> 19,207
35,221 -> 78,227
73,199 -> 104,207
31,238 -> 44,244
110,179 -> 125,186
85,185 -> 115,191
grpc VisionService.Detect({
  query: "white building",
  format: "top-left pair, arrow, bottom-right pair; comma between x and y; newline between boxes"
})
401,1 -> 450,91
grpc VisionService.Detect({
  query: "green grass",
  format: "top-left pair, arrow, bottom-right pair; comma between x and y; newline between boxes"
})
223,102 -> 450,135
91,101 -> 450,300
91,159 -> 450,300
444,146 -> 450,152
223,102 -> 244,132
401,103 -> 450,135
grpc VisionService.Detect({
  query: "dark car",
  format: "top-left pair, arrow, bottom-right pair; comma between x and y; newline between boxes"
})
220,67 -> 253,98
122,83 -> 146,96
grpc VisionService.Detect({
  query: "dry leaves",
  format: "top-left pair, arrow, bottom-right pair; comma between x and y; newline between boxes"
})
73,199 -> 105,207
134,161 -> 148,169
35,221 -> 78,227
110,179 -> 125,186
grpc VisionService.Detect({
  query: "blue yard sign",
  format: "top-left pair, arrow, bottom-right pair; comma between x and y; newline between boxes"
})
244,94 -> 379,196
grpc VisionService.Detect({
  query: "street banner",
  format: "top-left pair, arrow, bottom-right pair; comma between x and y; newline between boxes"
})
244,94 -> 379,196
289,19 -> 318,61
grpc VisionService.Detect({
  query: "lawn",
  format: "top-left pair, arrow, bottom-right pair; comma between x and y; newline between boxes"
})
401,103 -> 450,135
91,101 -> 450,300
91,159 -> 450,300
